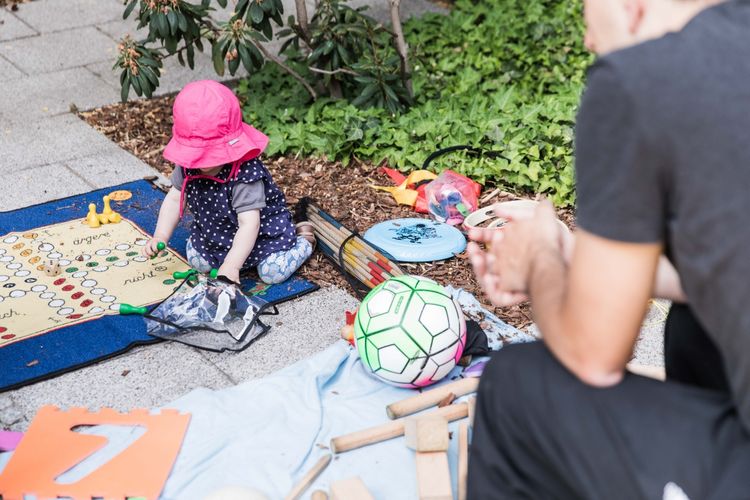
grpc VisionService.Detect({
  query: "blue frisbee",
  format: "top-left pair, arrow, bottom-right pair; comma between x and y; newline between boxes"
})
363,218 -> 467,262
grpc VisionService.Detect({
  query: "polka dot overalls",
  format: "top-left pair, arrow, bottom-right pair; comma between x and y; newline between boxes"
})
183,160 -> 297,271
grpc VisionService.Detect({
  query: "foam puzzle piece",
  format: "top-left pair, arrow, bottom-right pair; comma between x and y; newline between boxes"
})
0,405 -> 190,500
0,430 -> 23,451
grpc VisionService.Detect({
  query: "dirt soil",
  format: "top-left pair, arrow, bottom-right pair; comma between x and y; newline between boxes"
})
81,94 -> 575,331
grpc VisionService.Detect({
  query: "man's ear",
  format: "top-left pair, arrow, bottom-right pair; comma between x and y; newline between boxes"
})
624,0 -> 646,34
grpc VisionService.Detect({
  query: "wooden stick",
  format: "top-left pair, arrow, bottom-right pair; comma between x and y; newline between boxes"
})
311,491 -> 328,500
457,422 -> 469,500
285,454 -> 332,500
331,403 -> 468,454
316,237 -> 383,288
386,378 -> 479,419
467,396 -> 476,429
307,206 -> 402,275
308,212 -> 396,278
311,218 -> 391,279
309,217 -> 395,286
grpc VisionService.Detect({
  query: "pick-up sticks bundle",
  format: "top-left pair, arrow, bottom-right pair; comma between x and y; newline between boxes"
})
297,199 -> 404,296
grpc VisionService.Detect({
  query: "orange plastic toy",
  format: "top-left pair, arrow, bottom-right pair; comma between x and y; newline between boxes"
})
371,168 -> 437,213
0,405 -> 190,500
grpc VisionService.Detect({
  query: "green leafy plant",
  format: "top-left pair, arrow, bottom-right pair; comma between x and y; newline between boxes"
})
116,0 -> 411,109
279,0 -> 412,112
236,0 -> 591,206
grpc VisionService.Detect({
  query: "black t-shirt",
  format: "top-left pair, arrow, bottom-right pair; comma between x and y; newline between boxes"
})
575,1 -> 750,428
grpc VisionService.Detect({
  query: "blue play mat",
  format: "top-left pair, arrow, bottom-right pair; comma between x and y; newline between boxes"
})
363,218 -> 466,262
0,180 -> 318,392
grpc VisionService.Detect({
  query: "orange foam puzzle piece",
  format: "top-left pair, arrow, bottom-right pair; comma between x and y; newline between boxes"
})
0,405 -> 190,500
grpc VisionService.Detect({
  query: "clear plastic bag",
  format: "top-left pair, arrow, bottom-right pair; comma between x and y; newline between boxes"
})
145,274 -> 277,352
425,170 -> 480,225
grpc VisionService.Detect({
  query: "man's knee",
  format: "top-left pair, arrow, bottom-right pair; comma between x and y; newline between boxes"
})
477,342 -> 557,421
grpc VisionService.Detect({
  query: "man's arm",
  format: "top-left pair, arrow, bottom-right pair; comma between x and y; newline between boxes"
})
470,201 -> 662,386
529,228 -> 661,386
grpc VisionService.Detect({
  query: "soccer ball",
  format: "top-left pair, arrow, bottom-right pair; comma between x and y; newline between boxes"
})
354,275 -> 466,388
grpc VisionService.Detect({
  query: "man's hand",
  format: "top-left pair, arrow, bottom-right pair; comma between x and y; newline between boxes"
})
217,262 -> 241,284
491,199 -> 561,292
467,199 -> 565,307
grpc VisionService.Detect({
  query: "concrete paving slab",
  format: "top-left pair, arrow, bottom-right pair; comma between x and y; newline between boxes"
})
5,342 -> 235,432
325,0 -> 446,23
0,114 -> 116,171
0,69 -> 117,120
65,148 -> 160,188
95,17 -> 135,43
12,0 -> 123,34
0,26 -> 116,74
0,54 -> 23,81
0,8 -> 37,42
0,400 -> 25,430
2,163 -> 93,212
199,287 -> 358,384
632,300 -> 668,367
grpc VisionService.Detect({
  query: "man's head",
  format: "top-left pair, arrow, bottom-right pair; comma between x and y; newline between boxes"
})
583,0 -> 725,54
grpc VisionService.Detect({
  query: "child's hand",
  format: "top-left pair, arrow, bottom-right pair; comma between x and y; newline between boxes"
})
143,238 -> 165,258
217,263 -> 240,284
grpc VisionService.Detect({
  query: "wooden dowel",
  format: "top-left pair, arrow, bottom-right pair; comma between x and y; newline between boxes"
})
309,216 -> 394,282
458,422 -> 469,500
285,454 -> 332,500
386,378 -> 479,419
307,206 -> 400,273
330,403 -> 468,454
314,232 -> 383,286
311,491 -> 328,500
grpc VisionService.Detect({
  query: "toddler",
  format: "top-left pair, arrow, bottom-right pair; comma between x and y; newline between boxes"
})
144,80 -> 314,284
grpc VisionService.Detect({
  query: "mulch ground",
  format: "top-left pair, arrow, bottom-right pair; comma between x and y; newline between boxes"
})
80,94 -> 574,331
0,0 -> 31,10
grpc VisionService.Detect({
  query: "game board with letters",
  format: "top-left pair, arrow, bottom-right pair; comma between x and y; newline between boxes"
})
0,218 -> 189,348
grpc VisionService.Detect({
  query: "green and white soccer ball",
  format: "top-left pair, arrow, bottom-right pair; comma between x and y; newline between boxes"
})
354,275 -> 467,388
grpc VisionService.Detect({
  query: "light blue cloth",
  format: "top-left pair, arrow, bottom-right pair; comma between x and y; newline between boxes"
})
1,342 -> 472,499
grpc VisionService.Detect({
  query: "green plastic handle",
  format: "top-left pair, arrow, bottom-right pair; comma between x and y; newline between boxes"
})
119,303 -> 148,315
150,241 -> 166,259
172,268 -> 219,280
172,269 -> 197,280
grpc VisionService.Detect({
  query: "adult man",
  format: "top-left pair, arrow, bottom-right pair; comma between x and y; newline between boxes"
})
467,0 -> 750,498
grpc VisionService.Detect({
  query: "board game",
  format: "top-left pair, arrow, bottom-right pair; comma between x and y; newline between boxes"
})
0,217 -> 189,347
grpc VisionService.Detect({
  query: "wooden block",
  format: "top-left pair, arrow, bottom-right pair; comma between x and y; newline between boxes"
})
311,490 -> 328,500
386,378 -> 479,419
330,477 -> 374,500
626,363 -> 666,381
467,396 -> 476,429
331,402 -> 467,454
457,423 -> 469,500
416,452 -> 452,500
405,416 -> 449,452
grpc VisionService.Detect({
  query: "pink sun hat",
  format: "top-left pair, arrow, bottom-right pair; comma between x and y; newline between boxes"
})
163,80 -> 269,169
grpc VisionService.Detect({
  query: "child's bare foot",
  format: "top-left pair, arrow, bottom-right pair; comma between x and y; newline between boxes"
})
295,222 -> 316,249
